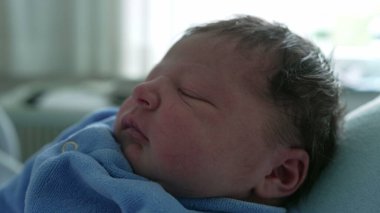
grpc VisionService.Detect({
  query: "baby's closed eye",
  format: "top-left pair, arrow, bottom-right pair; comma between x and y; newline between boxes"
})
178,88 -> 206,102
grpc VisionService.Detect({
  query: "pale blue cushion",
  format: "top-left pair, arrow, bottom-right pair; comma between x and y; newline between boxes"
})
0,107 -> 20,159
0,107 -> 22,185
0,150 -> 22,185
296,96 -> 380,212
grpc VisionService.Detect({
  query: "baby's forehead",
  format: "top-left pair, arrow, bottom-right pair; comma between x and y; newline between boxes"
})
169,33 -> 278,97
212,39 -> 278,98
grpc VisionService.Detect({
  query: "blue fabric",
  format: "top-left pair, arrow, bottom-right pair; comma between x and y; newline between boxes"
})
0,108 -> 285,213
295,96 -> 380,213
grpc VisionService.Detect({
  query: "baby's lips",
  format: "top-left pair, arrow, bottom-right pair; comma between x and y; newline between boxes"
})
125,127 -> 149,145
121,116 -> 149,144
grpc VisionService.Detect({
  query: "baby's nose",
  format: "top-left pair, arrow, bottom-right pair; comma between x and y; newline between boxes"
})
131,80 -> 160,110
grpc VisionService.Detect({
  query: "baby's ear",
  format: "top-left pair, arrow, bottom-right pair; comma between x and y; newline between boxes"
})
254,148 -> 309,201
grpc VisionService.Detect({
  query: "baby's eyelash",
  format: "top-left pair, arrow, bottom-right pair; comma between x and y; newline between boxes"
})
178,88 -> 216,108
179,89 -> 202,100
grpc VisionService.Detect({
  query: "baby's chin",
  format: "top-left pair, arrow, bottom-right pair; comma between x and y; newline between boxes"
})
120,139 -> 143,162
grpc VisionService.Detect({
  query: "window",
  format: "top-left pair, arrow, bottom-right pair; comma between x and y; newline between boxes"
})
1,0 -> 379,90
120,0 -> 380,91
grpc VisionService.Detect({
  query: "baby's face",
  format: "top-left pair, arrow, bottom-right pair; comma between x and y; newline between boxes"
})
114,33 -> 279,200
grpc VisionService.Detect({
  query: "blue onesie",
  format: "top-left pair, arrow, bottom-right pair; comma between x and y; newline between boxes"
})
0,108 -> 286,213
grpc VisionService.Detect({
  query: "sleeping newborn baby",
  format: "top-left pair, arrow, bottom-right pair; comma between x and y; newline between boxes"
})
0,15 -> 341,213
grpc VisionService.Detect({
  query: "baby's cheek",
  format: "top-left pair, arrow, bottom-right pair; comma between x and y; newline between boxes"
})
156,144 -> 202,176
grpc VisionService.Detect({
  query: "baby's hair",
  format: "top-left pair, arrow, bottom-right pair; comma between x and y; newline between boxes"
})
183,15 -> 343,203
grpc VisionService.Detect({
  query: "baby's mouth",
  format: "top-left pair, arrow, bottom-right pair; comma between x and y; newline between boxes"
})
121,117 -> 149,144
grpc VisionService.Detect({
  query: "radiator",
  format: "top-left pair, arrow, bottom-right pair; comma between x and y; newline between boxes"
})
0,80 -> 133,161
6,108 -> 91,161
